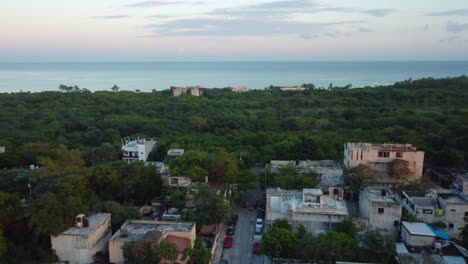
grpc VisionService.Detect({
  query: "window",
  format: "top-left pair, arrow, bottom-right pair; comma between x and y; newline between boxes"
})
394,220 -> 399,227
378,152 -> 390,158
449,223 -> 454,229
360,150 -> 363,160
378,208 -> 384,214
464,212 -> 468,217
396,152 -> 403,158
451,209 -> 456,212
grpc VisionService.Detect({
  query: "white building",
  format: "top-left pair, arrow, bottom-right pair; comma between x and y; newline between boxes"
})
265,187 -> 348,235
109,220 -> 196,264
121,138 -> 156,163
437,193 -> 468,237
168,176 -> 192,187
267,160 -> 344,188
0,146 -> 4,153
166,148 -> 184,162
359,187 -> 402,234
400,191 -> 438,223
401,221 -> 437,247
51,213 -> 112,264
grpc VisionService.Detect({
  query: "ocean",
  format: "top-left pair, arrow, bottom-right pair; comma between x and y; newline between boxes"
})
0,61 -> 467,93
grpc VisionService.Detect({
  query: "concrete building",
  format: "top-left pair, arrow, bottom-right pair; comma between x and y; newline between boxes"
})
401,221 -> 437,247
344,143 -> 425,184
121,138 -> 156,163
109,220 -> 196,264
0,146 -> 4,153
168,176 -> 192,187
400,191 -> 438,223
171,86 -> 203,97
267,160 -> 344,188
265,187 -> 348,235
280,86 -> 306,91
359,187 -> 402,234
437,193 -> 468,237
51,213 -> 112,264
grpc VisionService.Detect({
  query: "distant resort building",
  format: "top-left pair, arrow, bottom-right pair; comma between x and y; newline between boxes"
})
280,86 -> 306,91
230,87 -> 250,93
265,187 -> 348,235
344,143 -> 425,184
51,213 -> 112,264
171,86 -> 203,97
121,138 -> 156,163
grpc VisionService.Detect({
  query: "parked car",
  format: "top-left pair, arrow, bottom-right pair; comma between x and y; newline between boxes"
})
219,260 -> 228,264
254,227 -> 262,241
223,236 -> 233,248
256,218 -> 263,229
228,214 -> 238,227
226,226 -> 235,236
253,241 -> 261,254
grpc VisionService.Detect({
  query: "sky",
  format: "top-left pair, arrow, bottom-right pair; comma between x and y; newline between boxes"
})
1,0 -> 468,61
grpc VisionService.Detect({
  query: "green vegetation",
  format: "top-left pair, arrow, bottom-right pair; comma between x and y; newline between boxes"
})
0,76 -> 468,261
123,240 -> 178,264
261,218 -> 395,263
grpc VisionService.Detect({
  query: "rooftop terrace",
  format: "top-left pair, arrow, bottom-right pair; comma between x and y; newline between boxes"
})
111,220 -> 194,243
60,213 -> 110,237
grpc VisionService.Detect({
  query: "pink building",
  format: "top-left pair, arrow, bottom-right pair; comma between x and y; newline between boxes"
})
230,87 -> 250,93
344,143 -> 425,183
171,86 -> 203,97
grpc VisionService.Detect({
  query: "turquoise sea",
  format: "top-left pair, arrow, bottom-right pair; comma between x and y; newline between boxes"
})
0,61 -> 467,93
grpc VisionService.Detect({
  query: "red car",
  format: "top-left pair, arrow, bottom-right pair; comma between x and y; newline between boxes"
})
253,241 -> 261,254
223,236 -> 233,248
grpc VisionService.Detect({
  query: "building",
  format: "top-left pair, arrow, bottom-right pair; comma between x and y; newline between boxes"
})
51,213 -> 112,264
267,160 -> 344,188
168,176 -> 192,187
166,148 -> 185,162
280,86 -> 306,91
359,187 -> 402,234
396,241 -> 468,264
400,191 -> 438,223
171,86 -> 203,97
437,192 -> 468,237
401,221 -> 437,247
121,138 -> 156,163
230,87 -> 250,93
0,145 -> 4,153
109,220 -> 196,264
265,187 -> 348,235
343,143 -> 425,184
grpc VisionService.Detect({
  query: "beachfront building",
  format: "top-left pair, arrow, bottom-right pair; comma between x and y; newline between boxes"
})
109,220 -> 196,264
121,138 -> 156,163
171,86 -> 203,97
359,187 -> 402,234
265,187 -> 348,235
343,143 -> 425,184
51,213 -> 112,264
267,160 -> 344,188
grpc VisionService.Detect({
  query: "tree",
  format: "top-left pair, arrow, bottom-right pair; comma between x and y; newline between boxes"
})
92,201 -> 141,232
0,226 -> 6,257
334,217 -> 358,239
168,151 -> 208,182
346,164 -> 374,200
261,225 -> 296,258
123,240 -> 178,264
272,218 -> 292,231
38,145 -> 84,178
317,231 -> 357,261
194,186 -> 230,224
272,164 -> 319,190
389,159 -> 412,182
184,239 -> 211,264
359,229 -> 396,263
111,85 -> 120,92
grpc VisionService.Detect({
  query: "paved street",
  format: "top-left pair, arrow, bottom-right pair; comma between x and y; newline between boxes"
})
215,165 -> 267,264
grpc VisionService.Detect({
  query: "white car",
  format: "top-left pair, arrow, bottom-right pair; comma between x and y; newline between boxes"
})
255,218 -> 263,229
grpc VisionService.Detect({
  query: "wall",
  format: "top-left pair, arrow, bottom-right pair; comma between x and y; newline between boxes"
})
401,228 -> 435,247
438,199 -> 468,237
368,202 -> 401,233
109,239 -> 125,264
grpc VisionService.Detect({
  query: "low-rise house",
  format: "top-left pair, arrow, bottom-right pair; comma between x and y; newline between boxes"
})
171,86 -> 203,97
343,143 -> 425,184
401,221 -> 437,247
396,241 -> 468,264
267,160 -> 344,188
359,187 -> 402,234
169,176 -> 192,187
166,148 -> 185,162
109,220 -> 196,264
400,191 -> 438,223
51,213 -> 112,264
199,224 -> 222,258
121,138 -> 156,163
266,187 -> 348,235
437,192 -> 468,237
0,145 -> 4,153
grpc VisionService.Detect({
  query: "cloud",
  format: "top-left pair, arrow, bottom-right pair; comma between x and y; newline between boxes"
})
440,36 -> 467,44
423,24 -> 429,31
126,1 -> 186,7
358,27 -> 372,32
427,9 -> 468,16
92,15 -> 129,19
446,21 -> 468,32
300,34 -> 318,40
146,17 -> 362,37
363,8 -> 398,17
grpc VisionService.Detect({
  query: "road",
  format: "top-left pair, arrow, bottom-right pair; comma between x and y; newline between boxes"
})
217,165 -> 267,264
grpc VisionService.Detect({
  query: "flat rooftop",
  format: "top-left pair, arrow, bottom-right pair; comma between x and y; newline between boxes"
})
60,213 -> 110,237
167,149 -> 185,156
111,220 -> 194,243
366,188 -> 399,203
439,194 -> 468,204
346,143 -> 419,152
412,197 -> 437,207
402,221 -> 436,237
